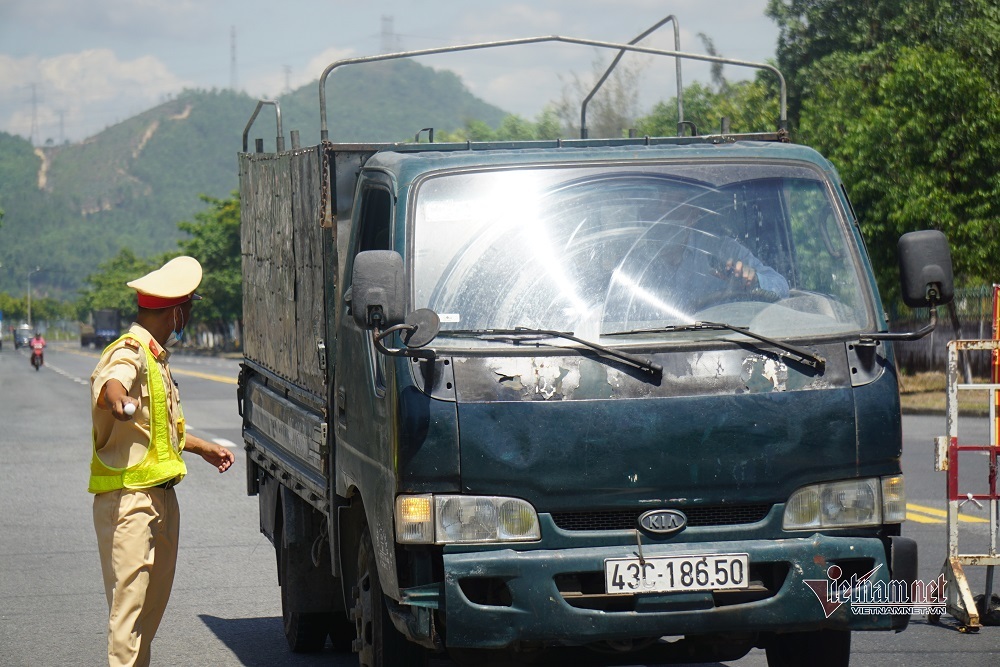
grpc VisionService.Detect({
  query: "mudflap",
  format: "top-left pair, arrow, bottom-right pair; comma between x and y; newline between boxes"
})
386,595 -> 442,650
890,535 -> 918,631
280,486 -> 340,614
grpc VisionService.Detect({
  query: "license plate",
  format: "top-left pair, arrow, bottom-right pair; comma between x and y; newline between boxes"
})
604,553 -> 750,595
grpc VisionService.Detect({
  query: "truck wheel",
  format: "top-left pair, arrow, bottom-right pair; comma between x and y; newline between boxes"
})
280,540 -> 330,652
765,629 -> 850,666
352,527 -> 427,667
329,614 -> 354,651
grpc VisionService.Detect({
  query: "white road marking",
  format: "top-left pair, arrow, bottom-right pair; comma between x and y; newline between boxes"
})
45,363 -> 89,386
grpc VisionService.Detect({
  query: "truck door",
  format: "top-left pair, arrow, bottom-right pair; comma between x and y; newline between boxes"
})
341,179 -> 393,408
335,176 -> 399,542
336,174 -> 405,593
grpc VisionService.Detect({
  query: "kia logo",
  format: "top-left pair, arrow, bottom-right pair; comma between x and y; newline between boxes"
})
638,509 -> 687,535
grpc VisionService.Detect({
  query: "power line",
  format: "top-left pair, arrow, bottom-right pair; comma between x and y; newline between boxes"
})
380,15 -> 402,53
230,25 -> 238,91
29,83 -> 40,146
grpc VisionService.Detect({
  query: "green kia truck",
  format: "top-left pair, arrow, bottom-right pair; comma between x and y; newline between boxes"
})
237,35 -> 953,667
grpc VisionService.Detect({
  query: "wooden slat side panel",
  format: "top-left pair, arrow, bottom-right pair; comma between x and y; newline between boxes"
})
290,149 -> 327,396
240,150 -> 327,394
240,154 -> 274,371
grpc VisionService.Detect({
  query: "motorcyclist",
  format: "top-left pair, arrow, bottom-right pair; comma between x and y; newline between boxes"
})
30,332 -> 46,368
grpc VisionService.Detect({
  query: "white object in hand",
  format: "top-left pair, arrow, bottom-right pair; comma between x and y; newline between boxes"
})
124,402 -> 137,416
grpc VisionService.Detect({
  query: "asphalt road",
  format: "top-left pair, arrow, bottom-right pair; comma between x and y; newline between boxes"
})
0,342 -> 996,666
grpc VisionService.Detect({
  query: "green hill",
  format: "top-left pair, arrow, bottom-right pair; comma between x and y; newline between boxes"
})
0,59 -> 507,299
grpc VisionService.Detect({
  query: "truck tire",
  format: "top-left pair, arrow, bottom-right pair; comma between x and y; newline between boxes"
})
280,540 -> 330,652
352,527 -> 427,667
329,614 -> 354,651
765,629 -> 850,666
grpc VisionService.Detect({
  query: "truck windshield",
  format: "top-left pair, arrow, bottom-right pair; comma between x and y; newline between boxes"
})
412,162 -> 872,347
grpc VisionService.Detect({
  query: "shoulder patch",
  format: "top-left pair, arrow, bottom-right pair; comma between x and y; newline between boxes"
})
124,338 -> 140,350
148,339 -> 161,358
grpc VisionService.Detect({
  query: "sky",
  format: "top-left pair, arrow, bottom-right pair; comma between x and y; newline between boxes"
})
0,0 -> 780,145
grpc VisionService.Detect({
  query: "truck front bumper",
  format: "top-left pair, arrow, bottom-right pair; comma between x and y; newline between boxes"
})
430,533 -> 912,649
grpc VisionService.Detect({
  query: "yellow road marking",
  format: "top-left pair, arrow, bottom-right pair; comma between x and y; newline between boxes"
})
906,512 -> 942,524
907,503 -> 949,518
171,368 -> 237,385
61,347 -> 100,359
907,502 -> 990,523
57,346 -> 237,384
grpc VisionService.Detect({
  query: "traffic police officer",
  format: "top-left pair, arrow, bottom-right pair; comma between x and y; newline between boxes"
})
89,256 -> 235,667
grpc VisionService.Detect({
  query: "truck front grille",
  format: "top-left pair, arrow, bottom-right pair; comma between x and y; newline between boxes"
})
549,504 -> 772,531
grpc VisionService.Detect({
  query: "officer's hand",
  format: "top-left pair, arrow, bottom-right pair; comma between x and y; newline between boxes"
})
202,444 -> 236,474
112,397 -> 140,421
101,380 -> 139,421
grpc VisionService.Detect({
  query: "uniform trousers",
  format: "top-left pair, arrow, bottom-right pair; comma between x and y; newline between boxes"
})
93,487 -> 179,667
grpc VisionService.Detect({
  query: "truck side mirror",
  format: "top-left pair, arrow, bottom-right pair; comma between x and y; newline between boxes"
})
352,250 -> 405,329
898,230 -> 954,308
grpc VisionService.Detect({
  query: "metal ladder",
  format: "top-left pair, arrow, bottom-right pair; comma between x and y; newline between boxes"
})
932,338 -> 1000,630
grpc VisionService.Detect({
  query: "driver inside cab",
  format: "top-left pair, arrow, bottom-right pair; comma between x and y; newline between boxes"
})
651,206 -> 789,311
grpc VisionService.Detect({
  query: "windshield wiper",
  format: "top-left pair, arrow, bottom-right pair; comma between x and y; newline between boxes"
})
606,321 -> 826,371
444,327 -> 662,377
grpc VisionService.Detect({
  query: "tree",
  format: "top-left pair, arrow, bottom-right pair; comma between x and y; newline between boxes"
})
77,248 -> 158,321
177,193 -> 242,339
632,30 -> 784,139
76,193 -> 243,345
554,57 -> 642,139
437,106 -> 567,142
768,0 -> 1000,297
0,291 -> 25,322
73,193 -> 242,345
30,296 -> 73,324
533,107 -> 563,140
636,79 -> 781,137
800,46 -> 1000,298
767,0 -> 1000,128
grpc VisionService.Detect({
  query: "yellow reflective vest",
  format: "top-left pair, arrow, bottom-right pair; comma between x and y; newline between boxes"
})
89,334 -> 187,493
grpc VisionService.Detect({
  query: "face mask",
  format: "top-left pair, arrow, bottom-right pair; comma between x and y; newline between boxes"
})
165,308 -> 186,348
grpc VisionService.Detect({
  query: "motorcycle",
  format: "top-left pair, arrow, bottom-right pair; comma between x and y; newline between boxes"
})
30,339 -> 45,371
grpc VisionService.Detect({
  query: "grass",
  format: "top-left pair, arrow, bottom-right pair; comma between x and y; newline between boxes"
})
899,372 -> 997,415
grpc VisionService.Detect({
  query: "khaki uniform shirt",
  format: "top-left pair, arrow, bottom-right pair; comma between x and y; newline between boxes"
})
90,323 -> 184,469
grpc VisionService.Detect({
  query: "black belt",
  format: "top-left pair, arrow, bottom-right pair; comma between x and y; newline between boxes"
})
154,478 -> 179,489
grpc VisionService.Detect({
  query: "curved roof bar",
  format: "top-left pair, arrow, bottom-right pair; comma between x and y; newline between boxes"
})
580,15 -> 683,139
242,99 -> 284,153
319,35 -> 786,142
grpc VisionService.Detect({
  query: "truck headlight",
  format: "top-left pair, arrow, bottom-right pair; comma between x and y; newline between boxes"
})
395,494 -> 541,544
783,475 -> 905,530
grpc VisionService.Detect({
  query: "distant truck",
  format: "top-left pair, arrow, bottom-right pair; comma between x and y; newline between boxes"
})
14,324 -> 32,349
81,309 -> 121,348
237,35 -> 954,667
